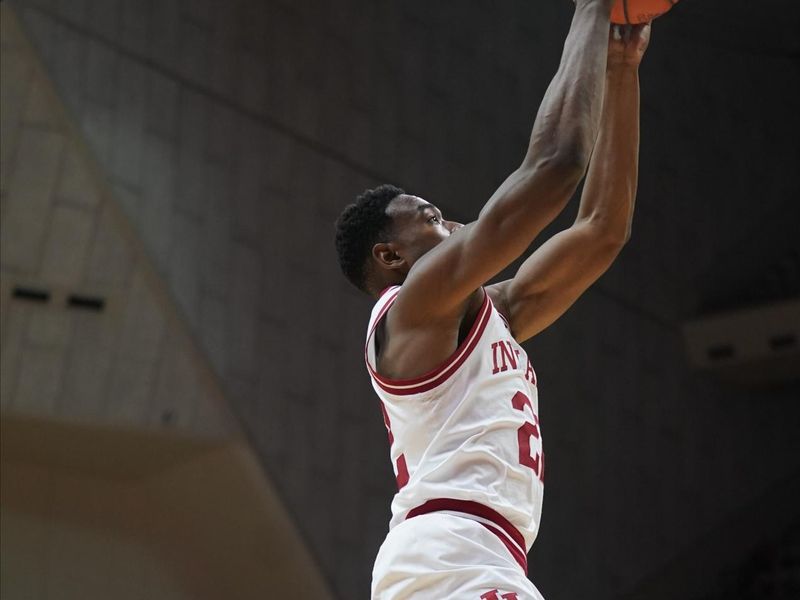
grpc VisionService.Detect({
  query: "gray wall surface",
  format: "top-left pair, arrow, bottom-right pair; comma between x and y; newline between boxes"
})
8,0 -> 800,598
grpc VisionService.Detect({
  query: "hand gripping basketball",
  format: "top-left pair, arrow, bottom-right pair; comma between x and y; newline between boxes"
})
607,23 -> 651,68
610,0 -> 679,24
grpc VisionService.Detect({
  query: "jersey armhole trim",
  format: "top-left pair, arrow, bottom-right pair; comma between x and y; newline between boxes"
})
365,289 -> 493,396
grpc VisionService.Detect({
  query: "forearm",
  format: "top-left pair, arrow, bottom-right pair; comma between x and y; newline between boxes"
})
439,2 -> 615,309
576,65 -> 640,242
492,69 -> 640,340
522,0 -> 613,171
475,1 -> 614,244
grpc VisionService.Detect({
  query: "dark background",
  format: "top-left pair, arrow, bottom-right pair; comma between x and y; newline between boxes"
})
8,0 -> 800,598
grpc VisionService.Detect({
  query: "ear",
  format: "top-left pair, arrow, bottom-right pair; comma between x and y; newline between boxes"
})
372,242 -> 406,271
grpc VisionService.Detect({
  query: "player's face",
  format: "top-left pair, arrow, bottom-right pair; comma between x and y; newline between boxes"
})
387,195 -> 462,268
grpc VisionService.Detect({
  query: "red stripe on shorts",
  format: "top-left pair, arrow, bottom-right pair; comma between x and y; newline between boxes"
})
406,498 -> 528,574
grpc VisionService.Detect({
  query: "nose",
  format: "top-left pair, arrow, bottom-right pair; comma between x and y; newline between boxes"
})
446,220 -> 463,233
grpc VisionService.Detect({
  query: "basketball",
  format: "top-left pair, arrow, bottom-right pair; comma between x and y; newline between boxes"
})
611,0 -> 678,24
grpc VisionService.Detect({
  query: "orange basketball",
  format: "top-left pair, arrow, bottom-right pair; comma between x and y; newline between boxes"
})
611,0 -> 678,24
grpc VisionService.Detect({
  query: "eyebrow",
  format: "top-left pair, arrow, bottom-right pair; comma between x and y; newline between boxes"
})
416,203 -> 441,216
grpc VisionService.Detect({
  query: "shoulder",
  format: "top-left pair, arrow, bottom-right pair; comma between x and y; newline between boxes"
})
375,286 -> 486,381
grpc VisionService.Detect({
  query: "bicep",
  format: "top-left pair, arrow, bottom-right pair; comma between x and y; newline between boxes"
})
395,166 -> 583,325
503,222 -> 625,342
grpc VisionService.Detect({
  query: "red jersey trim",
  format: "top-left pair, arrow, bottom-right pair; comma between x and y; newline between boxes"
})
378,285 -> 398,299
406,498 -> 528,574
365,289 -> 492,396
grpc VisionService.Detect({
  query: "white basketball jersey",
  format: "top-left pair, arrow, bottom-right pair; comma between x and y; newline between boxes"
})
365,286 -> 545,574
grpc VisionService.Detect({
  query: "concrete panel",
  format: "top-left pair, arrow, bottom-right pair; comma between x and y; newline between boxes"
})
178,18 -> 210,85
1,301 -> 29,410
26,309 -> 72,348
119,0 -> 148,55
199,293 -> 228,376
2,3 -> 237,444
83,203 -> 135,289
14,344 -> 66,415
21,79 -> 56,127
105,356 -> 158,425
168,211 -> 201,324
145,70 -> 180,141
80,103 -> 114,168
49,21 -> 87,111
109,57 -> 146,187
39,205 -> 95,285
57,146 -> 100,208
117,269 -> 166,361
85,0 -> 119,40
84,39 -> 117,108
60,341 -> 114,420
138,135 -> 175,265
1,128 -> 64,273
150,332 -> 201,431
0,51 -> 32,186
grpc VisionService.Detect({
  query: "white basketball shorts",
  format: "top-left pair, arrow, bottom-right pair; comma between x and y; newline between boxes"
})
371,512 -> 545,600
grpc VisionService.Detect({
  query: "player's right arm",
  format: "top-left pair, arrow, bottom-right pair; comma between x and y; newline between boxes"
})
392,0 -> 614,325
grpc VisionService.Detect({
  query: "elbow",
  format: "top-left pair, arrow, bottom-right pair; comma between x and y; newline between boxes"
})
522,147 -> 588,189
548,124 -> 596,176
580,215 -> 630,251
616,217 -> 634,246
592,233 -> 628,266
598,225 -> 630,252
546,135 -> 595,182
621,222 -> 633,245
553,135 -> 594,175
550,149 -> 590,182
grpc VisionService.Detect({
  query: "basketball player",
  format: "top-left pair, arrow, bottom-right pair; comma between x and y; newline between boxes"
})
335,1 -> 650,597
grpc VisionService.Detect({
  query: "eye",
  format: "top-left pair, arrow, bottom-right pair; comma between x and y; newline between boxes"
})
428,215 -> 441,224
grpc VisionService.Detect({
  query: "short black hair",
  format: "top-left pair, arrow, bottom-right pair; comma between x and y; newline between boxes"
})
335,184 -> 405,293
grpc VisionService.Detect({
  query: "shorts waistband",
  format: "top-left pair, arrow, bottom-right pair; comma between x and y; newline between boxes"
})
406,498 -> 528,574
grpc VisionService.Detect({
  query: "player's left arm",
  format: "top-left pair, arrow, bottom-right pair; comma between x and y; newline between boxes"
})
488,24 -> 650,343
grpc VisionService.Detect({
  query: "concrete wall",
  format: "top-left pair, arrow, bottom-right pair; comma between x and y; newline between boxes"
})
1,4 -> 235,438
1,7 -> 333,598
6,1 -> 800,598
1,416 -> 333,600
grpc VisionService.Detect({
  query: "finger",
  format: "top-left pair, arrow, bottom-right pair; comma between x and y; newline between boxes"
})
634,23 -> 651,48
631,23 -> 651,41
622,24 -> 633,44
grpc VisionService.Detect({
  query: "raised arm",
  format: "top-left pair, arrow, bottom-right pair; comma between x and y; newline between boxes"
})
490,24 -> 650,343
391,0 -> 614,325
